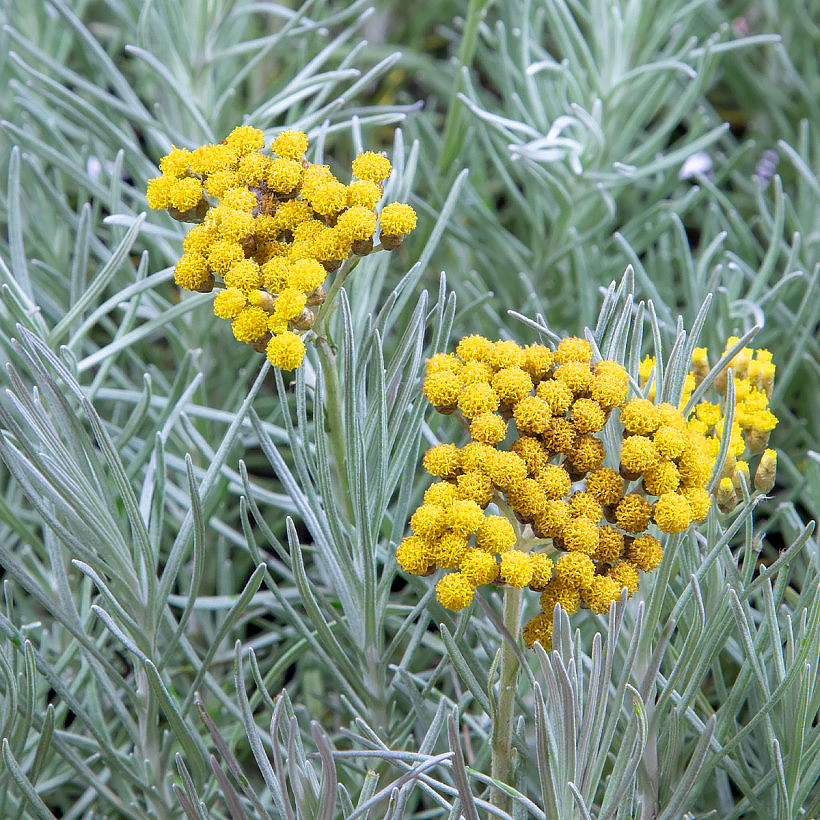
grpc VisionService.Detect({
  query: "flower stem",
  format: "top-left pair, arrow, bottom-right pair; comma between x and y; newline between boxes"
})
491,584 -> 522,811
314,336 -> 354,522
314,256 -> 359,327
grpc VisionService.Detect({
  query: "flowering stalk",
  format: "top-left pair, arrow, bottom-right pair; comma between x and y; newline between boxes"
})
315,334 -> 354,522
491,583 -> 522,812
147,126 -> 420,525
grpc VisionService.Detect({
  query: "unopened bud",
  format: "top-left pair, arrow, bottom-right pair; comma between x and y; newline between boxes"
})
760,363 -> 775,397
746,428 -> 770,455
754,449 -> 777,494
321,258 -> 343,273
691,348 -> 710,384
735,348 -> 752,380
716,477 -> 737,513
719,450 -> 737,480
714,366 -> 730,395
249,290 -> 276,313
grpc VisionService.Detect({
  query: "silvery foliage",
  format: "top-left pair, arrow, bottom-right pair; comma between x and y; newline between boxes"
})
0,0 -> 819,818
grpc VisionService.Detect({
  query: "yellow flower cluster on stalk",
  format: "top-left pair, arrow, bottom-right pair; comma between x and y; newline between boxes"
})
147,125 -> 416,370
640,338 -> 778,512
397,334 -> 778,651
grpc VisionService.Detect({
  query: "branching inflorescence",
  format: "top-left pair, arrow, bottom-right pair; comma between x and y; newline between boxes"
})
147,126 -> 416,369
398,334 -> 778,650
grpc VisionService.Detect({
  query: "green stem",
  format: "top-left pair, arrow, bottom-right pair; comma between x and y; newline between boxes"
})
136,666 -> 171,820
636,641 -> 659,818
310,256 -> 363,522
314,256 -> 360,327
491,584 -> 523,811
314,336 -> 354,522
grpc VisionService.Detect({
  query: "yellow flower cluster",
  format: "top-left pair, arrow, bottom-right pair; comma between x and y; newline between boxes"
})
147,126 -> 417,370
398,334 -> 778,652
640,339 -> 778,511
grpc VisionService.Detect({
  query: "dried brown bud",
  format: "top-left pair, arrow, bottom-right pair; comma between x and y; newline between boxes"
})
239,235 -> 258,256
619,464 -> 642,482
306,285 -> 326,306
290,308 -> 315,332
380,233 -> 404,251
249,332 -> 273,354
193,273 -> 216,294
352,237 -> 374,256
167,198 -> 210,223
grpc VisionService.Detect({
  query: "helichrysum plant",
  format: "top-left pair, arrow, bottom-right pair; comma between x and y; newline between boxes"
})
2,1 -> 820,819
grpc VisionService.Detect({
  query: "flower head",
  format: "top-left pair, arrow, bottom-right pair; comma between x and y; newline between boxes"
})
271,129 -> 309,160
266,331 -> 305,370
226,125 -> 265,156
379,203 -> 417,237
352,151 -> 392,183
174,253 -> 212,292
436,573 -> 475,610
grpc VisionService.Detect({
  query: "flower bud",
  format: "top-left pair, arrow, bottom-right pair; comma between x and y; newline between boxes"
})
249,290 -> 277,313
754,449 -> 777,494
731,461 -> 750,494
716,477 -> 737,513
746,428 -> 770,454
691,348 -> 710,384
719,450 -> 736,481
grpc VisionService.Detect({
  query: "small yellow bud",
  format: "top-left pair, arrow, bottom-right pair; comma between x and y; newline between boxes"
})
754,449 -> 777,494
716,477 -> 738,513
